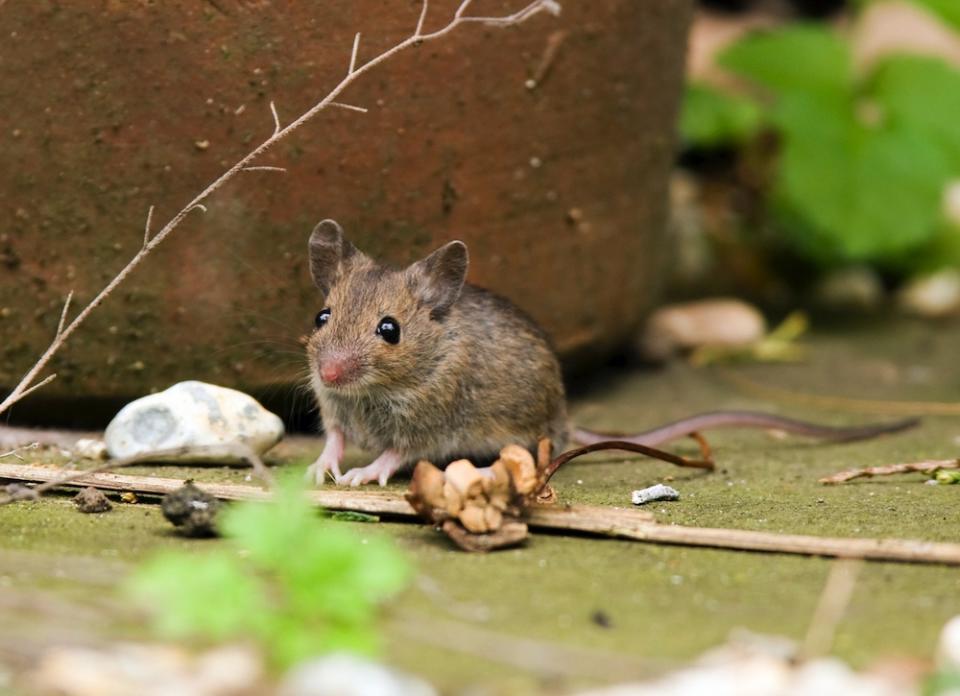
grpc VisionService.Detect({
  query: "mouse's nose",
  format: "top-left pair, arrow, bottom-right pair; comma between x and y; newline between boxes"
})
319,354 -> 359,386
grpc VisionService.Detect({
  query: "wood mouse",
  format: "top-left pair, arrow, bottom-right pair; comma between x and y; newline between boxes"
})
304,220 -> 918,486
305,219 -> 567,486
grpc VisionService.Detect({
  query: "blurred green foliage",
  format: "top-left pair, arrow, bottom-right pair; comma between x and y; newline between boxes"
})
923,670 -> 960,696
128,475 -> 411,670
889,0 -> 960,29
681,12 -> 960,273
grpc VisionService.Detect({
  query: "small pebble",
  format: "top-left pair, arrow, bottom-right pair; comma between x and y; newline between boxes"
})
73,487 -> 112,513
897,269 -> 960,318
73,438 -> 107,460
632,484 -> 680,505
638,298 -> 766,362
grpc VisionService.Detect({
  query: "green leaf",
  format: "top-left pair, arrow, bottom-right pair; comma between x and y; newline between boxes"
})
903,0 -> 960,30
127,551 -> 265,641
219,473 -> 319,570
679,82 -> 765,147
719,25 -> 851,99
869,54 -> 960,167
771,93 -> 953,266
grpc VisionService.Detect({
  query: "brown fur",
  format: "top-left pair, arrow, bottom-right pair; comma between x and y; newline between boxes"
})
306,221 -> 567,470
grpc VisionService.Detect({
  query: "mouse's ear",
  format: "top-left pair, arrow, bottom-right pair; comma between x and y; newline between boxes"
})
309,219 -> 356,295
408,240 -> 468,320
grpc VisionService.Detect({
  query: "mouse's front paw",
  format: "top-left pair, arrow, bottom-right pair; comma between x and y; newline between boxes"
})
305,454 -> 342,486
337,450 -> 403,487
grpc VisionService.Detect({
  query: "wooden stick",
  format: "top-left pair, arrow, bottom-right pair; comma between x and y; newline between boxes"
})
820,458 -> 960,484
4,463 -> 960,564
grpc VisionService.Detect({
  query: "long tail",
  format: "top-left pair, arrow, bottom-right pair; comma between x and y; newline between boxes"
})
572,410 -> 920,448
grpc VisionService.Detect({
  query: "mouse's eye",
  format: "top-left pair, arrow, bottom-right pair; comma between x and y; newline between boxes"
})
376,316 -> 400,344
315,308 -> 331,329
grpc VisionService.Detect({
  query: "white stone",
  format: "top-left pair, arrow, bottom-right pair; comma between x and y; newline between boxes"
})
638,298 -> 767,361
104,381 -> 283,462
898,269 -> 960,318
279,654 -> 436,696
938,615 -> 960,669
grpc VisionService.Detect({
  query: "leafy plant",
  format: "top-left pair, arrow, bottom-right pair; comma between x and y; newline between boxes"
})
923,669 -> 960,696
681,16 -> 960,273
128,475 -> 411,670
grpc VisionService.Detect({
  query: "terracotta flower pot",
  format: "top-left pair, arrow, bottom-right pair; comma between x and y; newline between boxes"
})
0,0 -> 691,412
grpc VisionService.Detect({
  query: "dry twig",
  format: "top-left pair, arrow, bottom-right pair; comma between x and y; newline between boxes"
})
819,458 -> 960,484
0,0 -> 561,417
800,558 -> 862,659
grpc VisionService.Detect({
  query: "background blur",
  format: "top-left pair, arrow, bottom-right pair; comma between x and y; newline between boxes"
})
673,0 -> 960,313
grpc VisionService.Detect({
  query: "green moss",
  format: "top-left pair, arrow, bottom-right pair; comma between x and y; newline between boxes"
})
3,318 -> 960,692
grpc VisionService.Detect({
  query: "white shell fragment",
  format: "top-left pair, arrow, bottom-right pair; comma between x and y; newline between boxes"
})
104,381 -> 284,462
632,484 -> 680,506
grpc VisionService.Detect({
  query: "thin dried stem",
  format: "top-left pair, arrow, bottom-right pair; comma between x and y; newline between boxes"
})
242,166 -> 288,173
330,102 -> 368,113
142,204 -> 155,247
349,32 -> 361,74
0,0 -> 561,418
2,374 -> 58,412
55,292 -> 73,339
0,442 -> 39,461
455,0 -> 474,20
800,559 -> 862,659
540,439 -> 715,488
415,0 -> 430,37
269,100 -> 281,135
820,458 -> 960,484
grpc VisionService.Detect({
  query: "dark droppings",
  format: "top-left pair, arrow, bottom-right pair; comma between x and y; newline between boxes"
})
73,486 -> 113,513
161,481 -> 221,537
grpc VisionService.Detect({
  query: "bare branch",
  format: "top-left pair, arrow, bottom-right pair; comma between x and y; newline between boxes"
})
458,0 -> 560,27
820,458 -> 960,484
142,204 -> 155,247
415,0 -> 429,37
55,291 -> 73,339
0,442 -> 39,461
0,0 -> 562,417
1,374 -> 58,413
242,166 -> 288,173
349,32 -> 361,74
269,100 -> 281,135
330,102 -> 368,113
455,0 -> 473,20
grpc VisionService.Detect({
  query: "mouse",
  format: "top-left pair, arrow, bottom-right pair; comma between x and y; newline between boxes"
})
305,219 -> 567,486
304,219 -> 918,487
